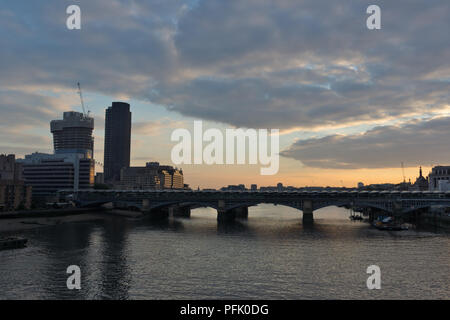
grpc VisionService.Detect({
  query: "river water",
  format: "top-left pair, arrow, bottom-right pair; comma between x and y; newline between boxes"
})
0,205 -> 449,299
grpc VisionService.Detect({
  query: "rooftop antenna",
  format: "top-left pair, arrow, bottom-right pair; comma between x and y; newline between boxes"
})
77,82 -> 89,117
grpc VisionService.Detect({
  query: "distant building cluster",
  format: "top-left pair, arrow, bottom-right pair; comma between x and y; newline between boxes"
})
0,100 -> 188,210
219,182 -> 352,192
358,166 -> 450,192
1,99 -> 449,211
215,166 -> 450,193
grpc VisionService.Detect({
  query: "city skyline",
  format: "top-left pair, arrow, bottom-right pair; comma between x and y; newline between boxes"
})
2,105 -> 441,190
0,1 -> 449,189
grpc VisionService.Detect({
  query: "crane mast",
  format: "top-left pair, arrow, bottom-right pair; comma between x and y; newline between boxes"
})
401,162 -> 406,183
77,82 -> 88,117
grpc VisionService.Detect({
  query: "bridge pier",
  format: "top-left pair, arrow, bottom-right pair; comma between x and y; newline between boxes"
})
217,200 -> 234,222
393,201 -> 403,222
171,206 -> 191,218
141,199 -> 169,220
234,207 -> 248,220
217,209 -> 236,222
302,200 -> 314,224
147,208 -> 169,220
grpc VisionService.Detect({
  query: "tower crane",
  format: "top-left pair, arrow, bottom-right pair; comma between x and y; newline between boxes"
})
77,82 -> 90,117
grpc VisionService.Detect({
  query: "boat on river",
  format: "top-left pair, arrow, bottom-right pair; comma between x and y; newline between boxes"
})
0,237 -> 28,250
372,216 -> 408,231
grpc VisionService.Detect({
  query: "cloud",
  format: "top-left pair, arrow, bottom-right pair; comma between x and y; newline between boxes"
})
1,0 -> 450,176
0,0 -> 449,132
132,118 -> 186,136
281,116 -> 450,169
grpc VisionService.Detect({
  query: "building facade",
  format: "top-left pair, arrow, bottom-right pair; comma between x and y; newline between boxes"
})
119,166 -> 160,190
117,162 -> 184,190
429,166 -> 450,191
0,154 -> 32,211
18,152 -> 94,200
104,102 -> 132,182
157,164 -> 184,189
50,111 -> 94,156
95,172 -> 104,184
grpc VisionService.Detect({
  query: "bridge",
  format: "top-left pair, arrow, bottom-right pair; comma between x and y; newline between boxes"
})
62,189 -> 450,223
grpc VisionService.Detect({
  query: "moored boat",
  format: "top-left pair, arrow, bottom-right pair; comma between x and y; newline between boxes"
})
372,216 -> 408,231
0,237 -> 28,250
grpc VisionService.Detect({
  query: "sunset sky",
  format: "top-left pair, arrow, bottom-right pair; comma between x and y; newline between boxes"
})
0,0 -> 449,189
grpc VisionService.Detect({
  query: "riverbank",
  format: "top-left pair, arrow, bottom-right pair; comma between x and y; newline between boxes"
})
0,213 -> 111,233
0,208 -> 109,233
0,207 -> 103,219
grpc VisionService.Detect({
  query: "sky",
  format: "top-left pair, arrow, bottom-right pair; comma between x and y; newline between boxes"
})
0,0 -> 449,189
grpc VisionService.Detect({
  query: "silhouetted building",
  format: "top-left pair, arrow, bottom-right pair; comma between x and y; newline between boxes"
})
0,154 -> 32,211
95,172 -> 104,184
221,184 -> 246,191
18,152 -> 94,201
50,111 -> 94,156
413,167 -> 429,191
104,102 -> 132,182
429,166 -> 450,191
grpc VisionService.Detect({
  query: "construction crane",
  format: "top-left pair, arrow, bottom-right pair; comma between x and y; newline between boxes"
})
77,82 -> 89,117
401,162 -> 406,183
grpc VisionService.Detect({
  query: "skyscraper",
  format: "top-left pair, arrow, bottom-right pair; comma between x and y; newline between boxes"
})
50,111 -> 94,156
104,102 -> 132,182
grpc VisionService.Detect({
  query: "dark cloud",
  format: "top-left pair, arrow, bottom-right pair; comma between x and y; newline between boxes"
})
281,116 -> 450,169
0,0 -> 449,131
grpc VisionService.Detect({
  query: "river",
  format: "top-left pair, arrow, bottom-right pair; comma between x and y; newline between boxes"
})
0,205 -> 449,299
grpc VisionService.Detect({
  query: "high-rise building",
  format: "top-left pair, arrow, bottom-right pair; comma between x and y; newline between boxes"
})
104,102 -> 132,182
50,111 -> 94,156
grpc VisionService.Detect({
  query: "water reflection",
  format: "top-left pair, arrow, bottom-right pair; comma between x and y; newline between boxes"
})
97,217 -> 131,299
0,205 -> 449,299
